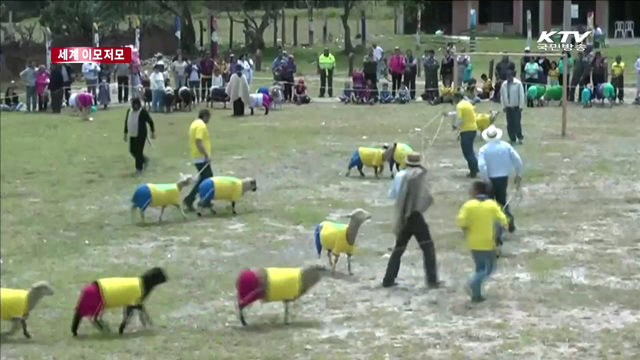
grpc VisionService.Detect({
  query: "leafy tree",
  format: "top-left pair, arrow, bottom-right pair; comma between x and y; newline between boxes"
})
210,0 -> 284,51
38,1 -> 123,39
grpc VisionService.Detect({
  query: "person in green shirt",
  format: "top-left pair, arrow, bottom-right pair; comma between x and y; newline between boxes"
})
318,48 -> 336,97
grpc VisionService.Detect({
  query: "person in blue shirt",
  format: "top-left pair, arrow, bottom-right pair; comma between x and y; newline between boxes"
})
379,83 -> 393,103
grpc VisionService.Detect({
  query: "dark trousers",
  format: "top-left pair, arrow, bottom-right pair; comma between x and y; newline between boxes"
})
391,73 -> 402,97
489,176 -> 514,246
319,69 -> 334,97
612,75 -> 624,101
63,81 -> 72,105
364,72 -> 377,86
459,130 -> 478,175
469,250 -> 497,299
37,94 -> 48,111
383,212 -> 438,286
505,107 -> 523,142
233,99 -> 245,116
283,75 -> 294,101
50,88 -> 64,113
592,73 -> 605,87
558,74 -> 570,99
569,73 -> 581,101
117,76 -> 129,103
201,77 -> 212,102
184,162 -> 214,206
189,80 -> 200,102
403,74 -> 417,99
129,136 -> 148,171
493,81 -> 503,102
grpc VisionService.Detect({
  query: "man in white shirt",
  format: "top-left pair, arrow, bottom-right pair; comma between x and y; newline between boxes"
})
477,125 -> 523,242
82,62 -> 101,106
372,43 -> 384,81
635,53 -> 640,102
500,70 -> 525,145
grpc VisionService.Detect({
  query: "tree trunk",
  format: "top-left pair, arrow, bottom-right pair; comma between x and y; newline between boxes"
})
341,8 -> 354,54
180,4 -> 197,55
307,3 -> 314,46
281,8 -> 286,45
273,11 -> 278,48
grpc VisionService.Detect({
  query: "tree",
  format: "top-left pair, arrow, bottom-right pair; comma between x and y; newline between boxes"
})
340,0 -> 358,54
39,1 -> 123,40
219,1 -> 284,51
155,0 -> 198,54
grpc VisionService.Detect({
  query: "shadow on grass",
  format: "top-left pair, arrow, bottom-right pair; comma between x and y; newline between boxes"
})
233,320 -> 323,333
0,335 -> 42,345
72,329 -> 157,341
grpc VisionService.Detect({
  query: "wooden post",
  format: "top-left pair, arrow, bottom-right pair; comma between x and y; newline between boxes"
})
44,27 -> 52,70
526,10 -> 532,49
281,9 -> 286,45
488,59 -> 494,80
453,57 -> 458,92
256,49 -> 262,72
360,10 -> 366,47
348,53 -> 354,76
199,20 -> 204,50
293,16 -> 298,46
561,53 -> 568,137
322,17 -> 328,44
308,4 -> 314,46
273,12 -> 278,48
128,18 -> 133,30
393,6 -> 398,35
229,16 -> 234,50
92,23 -> 99,47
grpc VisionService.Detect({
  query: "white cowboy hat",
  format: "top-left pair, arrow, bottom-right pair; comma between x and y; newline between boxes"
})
482,125 -> 503,142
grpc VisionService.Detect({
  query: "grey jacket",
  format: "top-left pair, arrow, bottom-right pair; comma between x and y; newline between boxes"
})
393,167 -> 433,235
20,67 -> 37,86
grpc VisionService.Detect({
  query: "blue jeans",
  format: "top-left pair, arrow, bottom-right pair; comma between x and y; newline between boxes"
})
151,89 -> 164,112
468,250 -> 497,299
459,130 -> 478,175
25,86 -> 36,112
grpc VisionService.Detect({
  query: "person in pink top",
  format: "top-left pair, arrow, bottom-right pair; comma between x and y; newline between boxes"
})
75,91 -> 94,121
388,47 -> 405,97
35,65 -> 50,111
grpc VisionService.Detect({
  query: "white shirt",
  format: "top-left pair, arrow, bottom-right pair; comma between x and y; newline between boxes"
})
150,71 -> 165,90
389,170 -> 407,200
478,140 -> 523,180
500,78 -> 525,109
69,93 -> 77,108
595,27 -> 603,36
172,60 -> 187,75
211,75 -> 224,89
635,58 -> 640,74
189,64 -> 199,82
82,62 -> 100,81
373,46 -> 383,61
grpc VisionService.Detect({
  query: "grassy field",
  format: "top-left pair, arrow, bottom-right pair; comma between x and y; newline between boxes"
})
1,96 -> 639,358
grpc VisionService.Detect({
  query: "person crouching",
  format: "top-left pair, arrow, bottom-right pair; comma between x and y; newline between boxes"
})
178,86 -> 193,111
163,87 -> 175,113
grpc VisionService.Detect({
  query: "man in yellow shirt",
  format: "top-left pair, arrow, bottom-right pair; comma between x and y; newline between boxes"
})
318,47 -> 336,98
610,55 -> 625,103
456,181 -> 508,302
445,93 -> 479,178
183,109 -> 213,211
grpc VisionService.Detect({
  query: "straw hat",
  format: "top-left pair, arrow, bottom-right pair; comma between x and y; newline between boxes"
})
481,125 -> 503,142
405,152 -> 423,166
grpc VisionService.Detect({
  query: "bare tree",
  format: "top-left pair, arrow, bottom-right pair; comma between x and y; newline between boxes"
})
222,1 -> 284,51
306,0 -> 314,46
340,0 -> 358,54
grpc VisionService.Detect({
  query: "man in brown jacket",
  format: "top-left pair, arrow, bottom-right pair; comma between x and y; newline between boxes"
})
383,152 -> 442,288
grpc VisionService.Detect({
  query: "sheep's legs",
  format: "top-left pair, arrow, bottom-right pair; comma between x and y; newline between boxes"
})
158,207 -> 166,222
92,315 -> 110,333
326,250 -> 333,270
331,254 -> 339,275
231,201 -> 237,215
347,254 -> 354,275
345,168 -> 351,177
357,164 -> 365,177
283,301 -> 290,325
21,319 -> 31,339
119,306 -> 134,334
131,206 -> 137,224
139,210 -> 146,224
138,305 -> 153,327
374,166 -> 380,179
71,312 -> 82,336
175,204 -> 188,220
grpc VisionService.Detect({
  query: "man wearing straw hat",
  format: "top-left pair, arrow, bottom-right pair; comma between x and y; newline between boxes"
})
383,152 -> 442,289
183,109 -> 213,211
477,125 -> 523,247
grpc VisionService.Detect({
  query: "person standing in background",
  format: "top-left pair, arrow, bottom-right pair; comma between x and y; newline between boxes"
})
363,48 -> 378,85
60,63 -> 73,106
124,98 -> 155,175
49,64 -> 64,114
591,51 -> 607,87
281,55 -> 297,102
199,52 -> 215,103
610,55 -> 625,104
403,49 -> 418,100
440,50 -> 454,87
635,53 -> 640,102
372,43 -> 384,81
456,50 -> 470,89
20,60 -> 37,112
114,62 -> 130,104
557,51 -> 572,100
149,64 -> 165,113
569,51 -> 584,102
35,65 -> 50,111
186,58 -> 200,103
82,61 -> 101,105
183,109 -> 213,211
500,70 -> 525,145
422,49 -> 439,101
172,53 -> 187,89
318,47 -> 336,98
388,47 -> 405,97
494,55 -> 516,103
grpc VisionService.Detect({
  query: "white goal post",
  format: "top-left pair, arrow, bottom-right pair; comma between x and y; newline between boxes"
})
453,52 -> 569,137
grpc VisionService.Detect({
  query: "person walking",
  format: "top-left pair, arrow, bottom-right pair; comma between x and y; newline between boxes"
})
477,125 -> 523,250
49,64 -> 64,114
388,47 -> 404,97
114,62 -> 130,103
500,70 -> 525,145
446,93 -> 479,178
383,152 -> 442,289
183,109 -> 214,211
456,181 -> 508,303
318,47 -> 336,98
124,98 -> 155,175
19,60 -> 37,112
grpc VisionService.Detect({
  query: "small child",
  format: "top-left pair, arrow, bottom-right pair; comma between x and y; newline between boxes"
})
293,78 -> 311,105
456,181 -> 508,303
379,83 -> 393,104
339,81 -> 356,104
479,74 -> 493,100
98,78 -> 111,109
395,84 -> 410,104
548,61 -> 559,86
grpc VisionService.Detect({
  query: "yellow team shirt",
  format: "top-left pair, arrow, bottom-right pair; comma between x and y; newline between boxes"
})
1,288 -> 28,320
189,119 -> 211,161
97,278 -> 143,309
212,176 -> 243,201
474,113 -> 492,132
393,143 -> 413,168
358,147 -> 384,168
611,62 -> 625,77
264,268 -> 302,302
455,198 -> 508,250
456,100 -> 478,132
148,183 -> 181,207
319,221 -> 354,255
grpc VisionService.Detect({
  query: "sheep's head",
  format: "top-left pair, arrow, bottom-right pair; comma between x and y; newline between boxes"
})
177,173 -> 194,188
301,265 -> 325,293
382,144 -> 394,161
242,177 -> 257,192
345,208 -> 372,223
31,281 -> 54,297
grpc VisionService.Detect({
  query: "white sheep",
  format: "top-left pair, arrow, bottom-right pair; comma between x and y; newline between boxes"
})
313,208 -> 372,275
130,173 -> 194,223
1,281 -> 54,339
196,176 -> 257,216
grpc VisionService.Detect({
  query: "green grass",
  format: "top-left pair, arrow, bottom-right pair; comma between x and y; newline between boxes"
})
1,96 -> 639,358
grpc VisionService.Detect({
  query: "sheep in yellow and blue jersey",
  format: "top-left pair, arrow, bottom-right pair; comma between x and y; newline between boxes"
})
1,282 -> 54,338
71,267 -> 168,336
314,208 -> 372,275
235,265 -> 325,326
382,142 -> 414,178
346,145 -> 391,179
196,176 -> 257,216
130,173 -> 194,223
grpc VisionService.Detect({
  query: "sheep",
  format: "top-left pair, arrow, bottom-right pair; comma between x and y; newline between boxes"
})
71,267 -> 168,336
196,176 -> 257,216
314,208 -> 372,275
346,146 -> 390,179
1,281 -> 54,339
382,142 -> 414,178
130,173 -> 194,224
269,84 -> 284,109
235,265 -> 325,326
249,93 -> 271,115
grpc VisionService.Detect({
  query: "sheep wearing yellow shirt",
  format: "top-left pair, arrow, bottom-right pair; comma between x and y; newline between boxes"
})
382,142 -> 414,178
314,208 -> 372,275
474,110 -> 500,132
1,282 -> 54,339
196,176 -> 257,216
71,267 -> 168,336
346,146 -> 391,179
130,173 -> 194,224
235,265 -> 325,326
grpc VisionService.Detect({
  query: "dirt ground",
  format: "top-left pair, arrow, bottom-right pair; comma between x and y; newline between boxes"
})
1,100 -> 639,359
